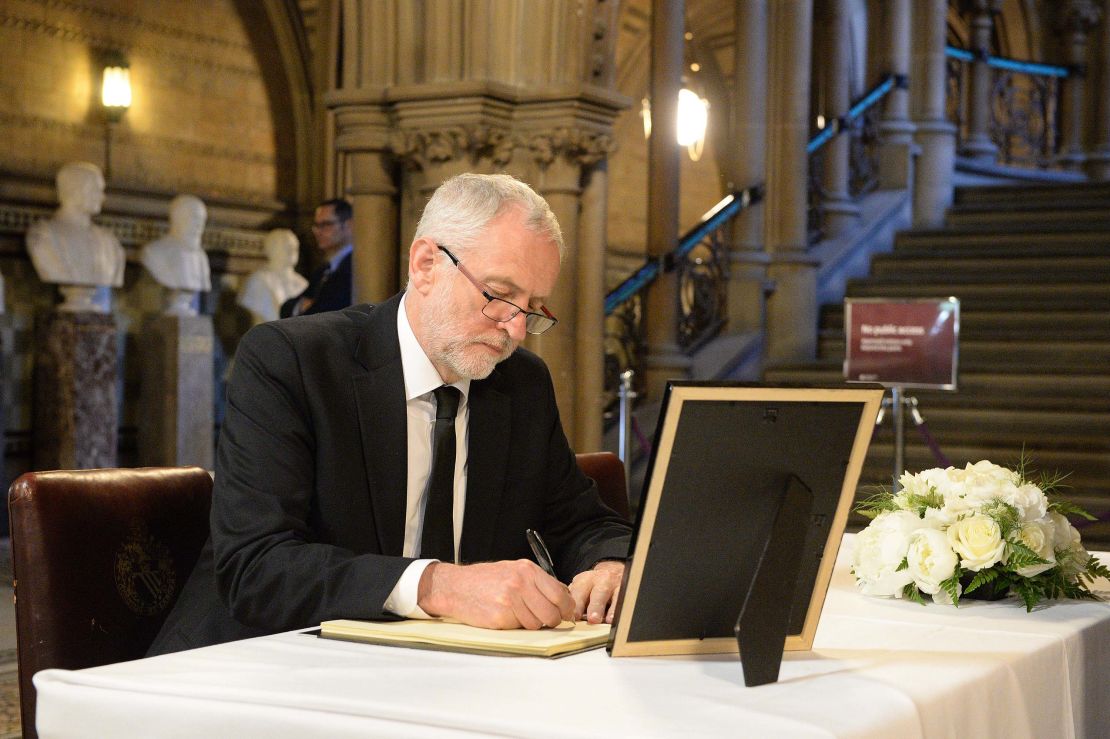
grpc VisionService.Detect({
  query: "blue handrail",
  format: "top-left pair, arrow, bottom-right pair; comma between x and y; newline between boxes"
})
603,185 -> 764,316
945,45 -> 1070,78
806,74 -> 898,155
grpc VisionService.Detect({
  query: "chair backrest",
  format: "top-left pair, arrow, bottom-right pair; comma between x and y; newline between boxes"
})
8,466 -> 212,738
576,451 -> 630,521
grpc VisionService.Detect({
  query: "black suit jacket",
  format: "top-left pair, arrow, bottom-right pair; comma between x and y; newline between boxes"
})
279,250 -> 353,317
149,294 -> 631,655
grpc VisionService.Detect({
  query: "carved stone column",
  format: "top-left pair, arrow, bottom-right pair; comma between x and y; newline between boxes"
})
643,0 -> 691,400
330,105 -> 400,304
1083,0 -> 1110,178
764,0 -> 818,363
524,139 -> 586,446
910,0 -> 957,228
1056,0 -> 1101,170
575,161 -> 610,453
877,0 -> 915,189
819,0 -> 861,236
725,0 -> 770,337
959,0 -> 1003,162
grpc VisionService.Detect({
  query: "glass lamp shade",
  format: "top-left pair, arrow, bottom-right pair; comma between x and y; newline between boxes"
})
676,88 -> 708,147
101,65 -> 132,114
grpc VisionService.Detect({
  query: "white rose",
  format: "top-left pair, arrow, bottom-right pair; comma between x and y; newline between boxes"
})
1048,511 -> 1081,550
852,510 -> 919,597
894,472 -> 934,509
947,514 -> 1006,571
1013,518 -> 1057,577
922,505 -> 957,529
1002,483 -> 1049,522
921,467 -> 959,501
1045,512 -> 1090,577
906,528 -> 959,596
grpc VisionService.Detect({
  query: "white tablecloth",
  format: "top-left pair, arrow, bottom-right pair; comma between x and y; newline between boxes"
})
34,536 -> 1110,738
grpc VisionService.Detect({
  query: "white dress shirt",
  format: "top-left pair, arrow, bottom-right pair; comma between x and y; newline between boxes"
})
383,292 -> 471,617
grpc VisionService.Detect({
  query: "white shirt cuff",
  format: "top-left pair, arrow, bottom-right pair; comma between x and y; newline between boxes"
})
383,559 -> 435,618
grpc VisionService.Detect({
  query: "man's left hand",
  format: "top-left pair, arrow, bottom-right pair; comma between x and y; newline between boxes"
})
569,560 -> 625,624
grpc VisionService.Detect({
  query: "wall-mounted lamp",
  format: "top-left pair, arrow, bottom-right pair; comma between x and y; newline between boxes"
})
98,53 -> 131,179
101,62 -> 132,121
641,88 -> 710,162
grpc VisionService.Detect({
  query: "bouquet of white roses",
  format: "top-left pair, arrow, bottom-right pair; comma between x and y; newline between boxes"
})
851,460 -> 1109,610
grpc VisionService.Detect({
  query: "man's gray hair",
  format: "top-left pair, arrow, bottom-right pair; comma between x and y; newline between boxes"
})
414,173 -> 564,263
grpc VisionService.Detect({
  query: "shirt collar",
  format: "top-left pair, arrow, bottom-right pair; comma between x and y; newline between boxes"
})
397,292 -> 471,403
327,244 -> 353,273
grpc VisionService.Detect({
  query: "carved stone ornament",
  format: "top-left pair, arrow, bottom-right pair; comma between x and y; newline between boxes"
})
527,127 -> 616,168
390,125 -> 514,170
1055,0 -> 1101,34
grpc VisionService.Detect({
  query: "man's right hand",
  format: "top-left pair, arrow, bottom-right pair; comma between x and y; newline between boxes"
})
416,560 -> 574,630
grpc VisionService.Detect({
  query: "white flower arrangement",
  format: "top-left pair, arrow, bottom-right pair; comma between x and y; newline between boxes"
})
851,460 -> 1109,610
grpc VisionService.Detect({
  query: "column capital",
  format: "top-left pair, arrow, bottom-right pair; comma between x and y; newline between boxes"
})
957,0 -> 1003,17
1054,0 -> 1102,34
389,125 -> 514,170
524,127 -> 616,168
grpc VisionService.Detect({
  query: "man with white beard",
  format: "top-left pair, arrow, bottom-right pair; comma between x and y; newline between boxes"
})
149,173 -> 630,655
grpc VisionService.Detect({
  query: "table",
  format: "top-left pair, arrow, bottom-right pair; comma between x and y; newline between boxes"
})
34,537 -> 1110,738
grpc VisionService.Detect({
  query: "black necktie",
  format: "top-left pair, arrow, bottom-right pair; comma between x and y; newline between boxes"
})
421,385 -> 462,561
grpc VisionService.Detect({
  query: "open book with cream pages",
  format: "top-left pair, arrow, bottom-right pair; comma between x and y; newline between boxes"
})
319,619 -> 611,658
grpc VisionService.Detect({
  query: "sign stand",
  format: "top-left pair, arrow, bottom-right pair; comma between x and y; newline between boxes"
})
844,298 -> 960,489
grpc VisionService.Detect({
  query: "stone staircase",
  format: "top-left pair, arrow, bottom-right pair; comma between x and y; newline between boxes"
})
764,181 -> 1110,550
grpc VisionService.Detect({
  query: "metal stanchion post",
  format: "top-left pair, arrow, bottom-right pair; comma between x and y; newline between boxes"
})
891,386 -> 905,492
617,370 -> 636,485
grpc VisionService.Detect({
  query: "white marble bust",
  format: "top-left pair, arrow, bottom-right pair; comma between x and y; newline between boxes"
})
142,194 -> 211,316
26,161 -> 125,312
237,229 -> 308,324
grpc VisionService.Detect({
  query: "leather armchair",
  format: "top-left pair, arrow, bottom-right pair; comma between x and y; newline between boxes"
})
576,451 -> 630,521
8,466 -> 212,738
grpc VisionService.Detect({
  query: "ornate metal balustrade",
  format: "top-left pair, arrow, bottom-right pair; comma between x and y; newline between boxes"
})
807,74 -> 898,245
945,46 -> 1071,169
602,188 -> 762,410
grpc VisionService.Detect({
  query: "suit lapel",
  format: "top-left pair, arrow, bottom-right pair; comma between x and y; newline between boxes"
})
460,377 -> 511,563
351,294 -> 408,556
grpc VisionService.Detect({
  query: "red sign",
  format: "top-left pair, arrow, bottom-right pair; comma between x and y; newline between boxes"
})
844,298 -> 959,389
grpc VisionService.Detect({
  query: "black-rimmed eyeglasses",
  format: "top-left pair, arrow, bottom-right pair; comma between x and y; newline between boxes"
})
436,244 -> 558,335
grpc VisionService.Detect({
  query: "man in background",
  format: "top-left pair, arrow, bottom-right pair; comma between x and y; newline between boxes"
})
280,198 -> 354,317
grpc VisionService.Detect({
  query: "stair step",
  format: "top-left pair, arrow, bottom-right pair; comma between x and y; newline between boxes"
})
762,366 -> 1110,411
820,308 -> 1110,339
876,407 -> 1110,446
869,255 -> 1110,280
892,241 -> 1110,258
861,441 -> 1110,491
954,181 -> 1110,206
845,280 -> 1110,309
895,228 -> 1110,251
817,337 -> 1110,371
946,206 -> 1110,231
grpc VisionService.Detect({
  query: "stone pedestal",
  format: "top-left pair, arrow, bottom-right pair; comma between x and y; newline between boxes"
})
33,311 -> 119,470
139,315 -> 214,469
1,314 -> 10,483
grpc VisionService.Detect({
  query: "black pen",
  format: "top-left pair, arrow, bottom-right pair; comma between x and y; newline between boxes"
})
525,528 -> 557,578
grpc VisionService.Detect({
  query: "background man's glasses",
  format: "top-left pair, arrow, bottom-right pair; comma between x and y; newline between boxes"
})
436,244 -> 558,335
312,219 -> 344,229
